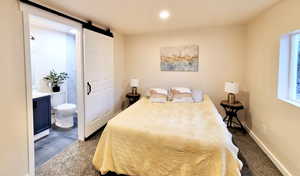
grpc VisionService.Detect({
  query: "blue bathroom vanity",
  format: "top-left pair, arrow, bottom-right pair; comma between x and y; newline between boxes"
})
32,93 -> 51,141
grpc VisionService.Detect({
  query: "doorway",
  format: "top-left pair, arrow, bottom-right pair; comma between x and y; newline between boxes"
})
22,4 -> 85,175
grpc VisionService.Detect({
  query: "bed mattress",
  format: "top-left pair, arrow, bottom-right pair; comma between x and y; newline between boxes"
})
93,95 -> 242,176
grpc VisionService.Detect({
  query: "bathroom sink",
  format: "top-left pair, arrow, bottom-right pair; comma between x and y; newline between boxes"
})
32,91 -> 51,99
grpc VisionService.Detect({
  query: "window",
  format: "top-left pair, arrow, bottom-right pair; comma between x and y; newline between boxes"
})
295,35 -> 300,100
278,32 -> 300,106
290,34 -> 300,101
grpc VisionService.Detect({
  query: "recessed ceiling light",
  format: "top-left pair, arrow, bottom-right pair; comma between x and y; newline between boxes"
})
159,10 -> 170,20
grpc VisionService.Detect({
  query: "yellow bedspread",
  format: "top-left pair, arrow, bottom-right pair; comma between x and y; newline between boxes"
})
93,95 -> 242,176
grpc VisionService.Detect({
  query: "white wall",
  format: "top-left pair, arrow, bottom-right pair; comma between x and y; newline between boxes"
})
125,25 -> 246,112
30,26 -> 68,91
30,25 -> 78,104
245,0 -> 300,175
0,0 -> 29,175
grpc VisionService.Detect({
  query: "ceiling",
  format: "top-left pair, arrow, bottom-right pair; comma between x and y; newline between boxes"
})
32,0 -> 281,35
30,15 -> 76,34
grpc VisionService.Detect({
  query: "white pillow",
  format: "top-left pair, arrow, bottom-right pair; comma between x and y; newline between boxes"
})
151,88 -> 168,95
149,88 -> 168,103
192,90 -> 203,102
170,87 -> 193,103
150,97 -> 167,103
172,97 -> 194,103
170,87 -> 192,94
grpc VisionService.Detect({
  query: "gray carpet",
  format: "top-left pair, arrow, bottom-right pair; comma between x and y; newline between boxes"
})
231,129 -> 282,176
36,128 -> 282,176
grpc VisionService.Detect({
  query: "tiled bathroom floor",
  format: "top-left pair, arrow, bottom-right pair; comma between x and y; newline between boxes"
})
34,117 -> 78,168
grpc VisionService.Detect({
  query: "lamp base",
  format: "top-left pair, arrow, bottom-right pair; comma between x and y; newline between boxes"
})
131,87 -> 138,95
227,93 -> 236,104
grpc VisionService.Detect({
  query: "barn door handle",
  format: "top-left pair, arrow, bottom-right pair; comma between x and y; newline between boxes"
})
87,82 -> 92,95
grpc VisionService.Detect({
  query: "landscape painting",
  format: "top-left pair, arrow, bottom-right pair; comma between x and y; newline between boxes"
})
160,44 -> 199,72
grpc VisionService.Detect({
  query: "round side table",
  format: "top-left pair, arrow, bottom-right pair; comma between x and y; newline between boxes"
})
220,100 -> 246,133
126,93 -> 141,107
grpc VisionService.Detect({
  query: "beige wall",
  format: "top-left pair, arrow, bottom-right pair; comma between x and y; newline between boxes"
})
113,32 -> 127,112
0,0 -> 29,175
125,26 -> 246,112
246,0 -> 300,175
2,0 -> 299,176
0,1 -> 126,176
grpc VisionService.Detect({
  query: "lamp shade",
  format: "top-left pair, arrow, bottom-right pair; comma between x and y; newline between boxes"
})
224,82 -> 239,94
130,79 -> 139,87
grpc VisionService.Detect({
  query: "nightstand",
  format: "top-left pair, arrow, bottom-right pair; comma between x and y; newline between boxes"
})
126,93 -> 141,107
220,100 -> 246,132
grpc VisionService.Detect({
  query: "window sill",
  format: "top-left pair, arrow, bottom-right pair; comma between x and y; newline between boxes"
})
278,98 -> 300,108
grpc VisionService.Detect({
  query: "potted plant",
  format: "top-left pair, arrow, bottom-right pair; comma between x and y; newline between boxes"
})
44,70 -> 69,92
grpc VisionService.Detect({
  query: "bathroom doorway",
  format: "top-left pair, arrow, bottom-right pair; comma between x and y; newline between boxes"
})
22,5 -> 85,175
30,15 -> 79,167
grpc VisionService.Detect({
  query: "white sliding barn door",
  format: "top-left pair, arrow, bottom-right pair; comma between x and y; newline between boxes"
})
83,29 -> 114,138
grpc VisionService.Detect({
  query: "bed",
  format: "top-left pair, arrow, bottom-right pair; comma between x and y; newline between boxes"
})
93,95 -> 242,176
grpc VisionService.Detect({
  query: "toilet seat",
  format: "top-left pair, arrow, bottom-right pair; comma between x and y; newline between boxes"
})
54,103 -> 76,112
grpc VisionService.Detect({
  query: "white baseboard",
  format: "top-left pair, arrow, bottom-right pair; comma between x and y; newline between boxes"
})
244,125 -> 292,176
34,129 -> 50,141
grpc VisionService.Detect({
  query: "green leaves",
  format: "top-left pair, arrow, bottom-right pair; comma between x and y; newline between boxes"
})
44,70 -> 69,87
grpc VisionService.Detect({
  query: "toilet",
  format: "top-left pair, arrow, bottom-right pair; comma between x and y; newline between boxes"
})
51,92 -> 77,128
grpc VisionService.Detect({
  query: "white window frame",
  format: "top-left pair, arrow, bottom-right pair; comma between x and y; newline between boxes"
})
278,31 -> 300,107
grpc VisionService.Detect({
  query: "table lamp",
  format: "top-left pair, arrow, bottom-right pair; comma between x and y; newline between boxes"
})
130,79 -> 139,95
224,82 -> 239,104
